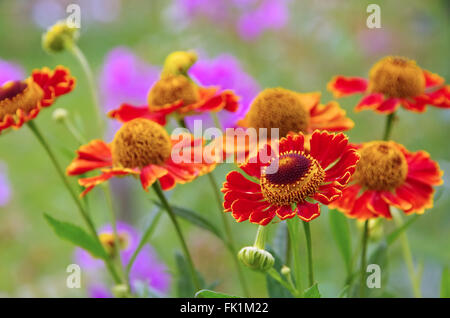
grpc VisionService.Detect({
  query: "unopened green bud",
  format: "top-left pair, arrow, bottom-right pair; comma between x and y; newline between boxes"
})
42,20 -> 79,53
238,246 -> 274,272
52,108 -> 68,122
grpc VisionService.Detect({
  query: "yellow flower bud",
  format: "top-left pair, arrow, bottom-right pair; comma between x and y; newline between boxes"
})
42,20 -> 79,53
161,51 -> 197,78
112,284 -> 130,298
52,108 -> 68,122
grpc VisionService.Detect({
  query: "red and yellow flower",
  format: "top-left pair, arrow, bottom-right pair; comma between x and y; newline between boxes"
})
328,56 -> 449,114
237,88 -> 354,137
67,118 -> 215,196
108,51 -> 239,125
221,130 -> 360,225
0,66 -> 75,132
330,141 -> 443,219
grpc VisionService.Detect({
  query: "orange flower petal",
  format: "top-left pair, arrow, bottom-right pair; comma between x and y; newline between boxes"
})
296,202 -> 320,222
66,139 -> 112,176
108,103 -> 167,125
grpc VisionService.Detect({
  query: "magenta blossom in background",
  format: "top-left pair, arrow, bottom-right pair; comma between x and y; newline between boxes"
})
186,53 -> 260,129
0,58 -> 25,86
0,59 -> 24,207
98,47 -> 160,139
0,162 -> 11,207
74,222 -> 171,297
174,0 -> 289,41
99,47 -> 160,112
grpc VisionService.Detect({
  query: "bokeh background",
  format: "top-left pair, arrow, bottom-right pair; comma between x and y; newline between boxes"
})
0,0 -> 449,297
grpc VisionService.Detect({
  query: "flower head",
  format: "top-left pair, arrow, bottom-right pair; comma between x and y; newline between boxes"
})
330,141 -> 443,219
108,51 -> 239,124
75,222 -> 171,295
66,118 -> 215,196
221,130 -> 360,225
328,56 -> 450,113
42,20 -> 79,53
0,66 -> 75,133
238,88 -> 354,138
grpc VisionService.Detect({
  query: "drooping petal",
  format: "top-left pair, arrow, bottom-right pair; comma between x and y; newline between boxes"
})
140,165 -> 168,191
354,93 -> 384,112
66,140 -> 113,176
309,130 -> 349,169
78,169 -> 136,197
275,205 -> 297,220
32,66 -> 76,107
230,198 -> 268,223
296,201 -> 320,222
308,101 -> 354,132
108,103 -> 167,125
327,76 -> 368,98
367,192 -> 391,219
347,190 -> 378,220
404,149 -> 443,186
222,171 -> 261,193
249,205 -> 277,226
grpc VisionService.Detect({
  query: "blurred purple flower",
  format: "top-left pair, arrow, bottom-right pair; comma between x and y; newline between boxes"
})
237,0 -> 289,41
98,47 -> 160,140
186,54 -> 260,129
99,47 -> 160,112
0,162 -> 11,207
74,222 -> 171,297
174,0 -> 289,41
0,59 -> 23,207
0,59 -> 25,86
88,284 -> 112,298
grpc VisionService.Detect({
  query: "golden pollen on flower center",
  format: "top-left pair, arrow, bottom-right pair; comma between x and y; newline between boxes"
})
111,118 -> 172,169
99,232 -> 130,256
368,56 -> 425,98
353,141 -> 408,191
247,88 -> 310,138
0,79 -> 43,120
261,151 -> 325,206
147,75 -> 199,109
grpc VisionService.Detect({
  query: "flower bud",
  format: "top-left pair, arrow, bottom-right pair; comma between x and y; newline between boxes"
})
42,20 -> 79,53
112,284 -> 130,298
281,265 -> 291,276
238,246 -> 274,272
161,51 -> 197,78
52,108 -> 68,122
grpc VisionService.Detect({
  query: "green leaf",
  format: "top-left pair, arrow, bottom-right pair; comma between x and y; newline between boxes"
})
195,289 -> 240,298
273,222 -> 288,265
265,246 -> 294,298
175,252 -> 206,297
386,214 -> 419,246
337,285 -> 349,298
329,209 -> 352,273
303,283 -> 321,298
44,213 -> 106,259
441,267 -> 450,298
153,201 -> 224,241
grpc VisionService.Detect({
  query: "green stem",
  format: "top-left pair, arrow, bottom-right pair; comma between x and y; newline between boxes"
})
102,184 -> 126,283
210,112 -> 223,131
207,173 -> 251,297
302,221 -> 314,287
267,268 -> 300,297
393,211 -> 422,298
69,44 -> 104,134
287,218 -> 303,296
179,117 -> 250,296
27,121 -> 121,284
383,112 -> 395,141
152,182 -> 201,291
253,225 -> 269,250
126,209 -> 164,277
359,220 -> 369,298
61,116 -> 86,145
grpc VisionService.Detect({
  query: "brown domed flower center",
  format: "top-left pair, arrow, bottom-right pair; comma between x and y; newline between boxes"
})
99,232 -> 129,256
368,56 -> 425,98
0,79 -> 43,120
147,75 -> 199,108
246,88 -> 310,138
353,141 -> 408,191
261,151 -> 325,206
111,118 -> 172,169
